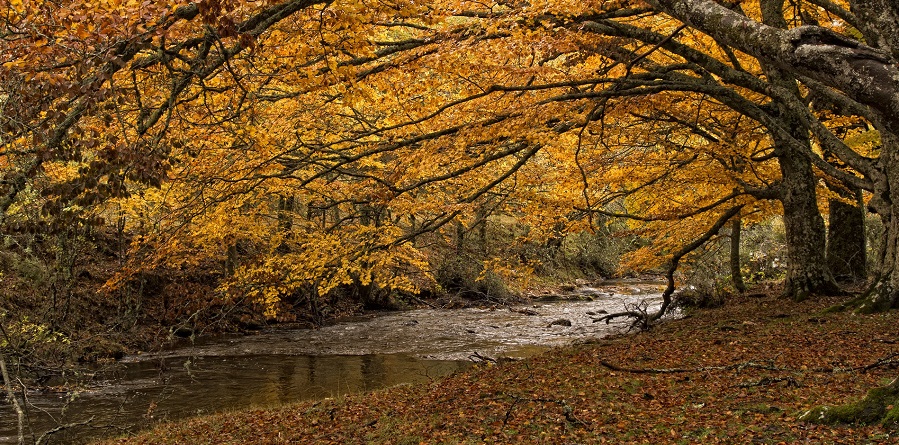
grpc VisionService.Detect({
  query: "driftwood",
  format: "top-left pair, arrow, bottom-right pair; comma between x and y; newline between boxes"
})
593,205 -> 745,330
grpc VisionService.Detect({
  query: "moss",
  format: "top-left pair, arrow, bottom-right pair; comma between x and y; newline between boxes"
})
800,378 -> 899,426
821,303 -> 848,314
739,403 -> 781,415
883,403 -> 899,426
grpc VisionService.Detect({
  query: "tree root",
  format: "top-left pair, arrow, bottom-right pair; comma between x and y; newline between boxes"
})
599,360 -> 782,374
599,353 -> 898,376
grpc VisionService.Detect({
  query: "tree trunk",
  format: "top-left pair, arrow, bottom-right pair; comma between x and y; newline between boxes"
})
778,147 -> 840,300
0,354 -> 25,445
756,0 -> 839,300
454,220 -> 465,255
827,191 -> 867,283
860,132 -> 899,312
730,218 -> 746,293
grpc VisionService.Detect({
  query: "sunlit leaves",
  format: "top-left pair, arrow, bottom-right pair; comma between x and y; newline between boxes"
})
4,0 -> 876,317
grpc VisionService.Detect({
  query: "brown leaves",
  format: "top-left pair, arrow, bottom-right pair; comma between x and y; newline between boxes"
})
97,294 -> 899,444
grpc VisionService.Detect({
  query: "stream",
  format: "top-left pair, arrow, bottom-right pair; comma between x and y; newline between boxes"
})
0,280 -> 664,444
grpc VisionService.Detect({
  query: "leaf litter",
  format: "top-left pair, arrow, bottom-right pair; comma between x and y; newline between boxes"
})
101,293 -> 898,444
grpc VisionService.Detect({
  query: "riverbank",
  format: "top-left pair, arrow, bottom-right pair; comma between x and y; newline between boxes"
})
100,292 -> 897,444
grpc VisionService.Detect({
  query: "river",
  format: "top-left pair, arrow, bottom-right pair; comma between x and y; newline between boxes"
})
0,280 -> 664,444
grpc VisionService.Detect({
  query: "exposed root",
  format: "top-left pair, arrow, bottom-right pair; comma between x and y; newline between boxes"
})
598,360 -> 782,374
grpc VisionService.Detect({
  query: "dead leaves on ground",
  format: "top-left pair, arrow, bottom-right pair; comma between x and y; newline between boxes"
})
103,294 -> 898,444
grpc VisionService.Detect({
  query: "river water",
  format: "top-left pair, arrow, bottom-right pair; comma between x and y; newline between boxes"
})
0,281 -> 663,444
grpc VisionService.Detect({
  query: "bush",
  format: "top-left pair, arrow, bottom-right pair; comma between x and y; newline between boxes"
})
741,219 -> 787,283
433,256 -> 512,302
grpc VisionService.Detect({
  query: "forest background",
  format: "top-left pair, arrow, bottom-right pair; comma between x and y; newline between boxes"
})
2,0 -> 899,415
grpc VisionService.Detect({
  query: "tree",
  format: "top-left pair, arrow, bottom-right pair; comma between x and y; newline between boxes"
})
2,0 -> 887,333
644,0 -> 899,310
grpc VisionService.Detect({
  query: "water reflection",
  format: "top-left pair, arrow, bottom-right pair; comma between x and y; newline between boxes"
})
0,354 -> 469,445
0,284 -> 663,444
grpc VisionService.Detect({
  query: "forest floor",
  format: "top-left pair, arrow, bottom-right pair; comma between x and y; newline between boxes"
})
99,292 -> 899,444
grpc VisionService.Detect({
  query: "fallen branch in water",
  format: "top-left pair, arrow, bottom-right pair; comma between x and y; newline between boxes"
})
469,351 -> 497,364
36,417 -> 96,445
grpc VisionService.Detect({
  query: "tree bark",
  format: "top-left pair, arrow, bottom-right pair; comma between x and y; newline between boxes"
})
778,145 -> 840,300
827,192 -> 867,283
730,219 -> 746,293
0,354 -> 24,445
862,132 -> 899,312
758,0 -> 839,300
646,0 -> 899,136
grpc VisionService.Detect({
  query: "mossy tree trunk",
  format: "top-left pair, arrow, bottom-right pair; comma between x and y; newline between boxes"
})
858,132 -> 899,313
801,377 -> 899,426
775,126 -> 840,300
758,0 -> 839,301
826,191 -> 867,283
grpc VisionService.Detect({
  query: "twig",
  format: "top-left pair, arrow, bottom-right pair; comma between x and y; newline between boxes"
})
599,360 -> 782,374
602,354 -> 898,377
35,416 -> 96,445
813,353 -> 899,373
409,294 -> 437,309
503,393 -> 591,429
1,353 -> 25,445
736,376 -> 800,388
860,354 -> 899,372
468,351 -> 497,364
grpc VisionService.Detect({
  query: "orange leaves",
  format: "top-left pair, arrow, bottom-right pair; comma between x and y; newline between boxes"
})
3,0 -> 840,322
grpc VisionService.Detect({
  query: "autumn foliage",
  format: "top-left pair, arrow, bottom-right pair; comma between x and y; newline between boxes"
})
1,0 -> 898,360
